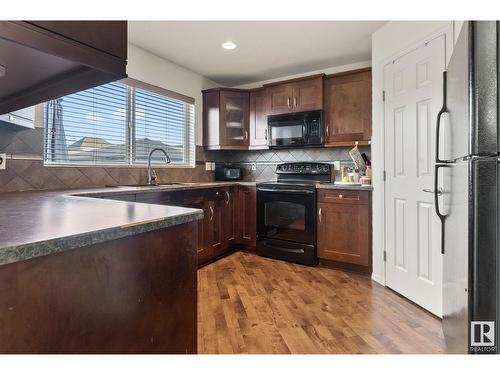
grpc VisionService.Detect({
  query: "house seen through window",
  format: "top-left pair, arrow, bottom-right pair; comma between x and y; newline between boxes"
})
43,80 -> 195,167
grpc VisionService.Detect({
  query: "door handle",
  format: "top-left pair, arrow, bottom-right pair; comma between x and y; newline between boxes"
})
318,207 -> 322,223
245,130 -> 248,140
225,191 -> 230,204
422,188 -> 443,195
209,206 -> 214,221
326,125 -> 329,137
265,128 -> 268,140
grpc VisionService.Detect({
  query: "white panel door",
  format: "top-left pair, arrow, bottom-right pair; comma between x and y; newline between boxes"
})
384,35 -> 446,317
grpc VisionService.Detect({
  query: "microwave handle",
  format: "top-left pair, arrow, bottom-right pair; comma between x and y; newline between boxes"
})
303,121 -> 309,143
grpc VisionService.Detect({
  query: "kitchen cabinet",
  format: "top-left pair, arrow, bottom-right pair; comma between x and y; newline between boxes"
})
202,88 -> 250,150
109,185 -> 257,266
265,75 -> 324,115
0,21 -> 127,115
324,68 -> 372,146
223,186 -> 239,246
239,186 -> 257,247
317,189 -> 371,270
28,21 -> 127,59
0,222 -> 198,353
249,88 -> 268,149
205,189 -> 225,257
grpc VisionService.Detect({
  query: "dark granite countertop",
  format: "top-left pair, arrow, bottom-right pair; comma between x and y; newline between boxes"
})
0,181 -> 259,267
315,183 -> 373,191
0,180 -> 372,267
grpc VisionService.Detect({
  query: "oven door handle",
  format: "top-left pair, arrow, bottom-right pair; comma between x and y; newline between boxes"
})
263,242 -> 305,254
257,188 -> 314,194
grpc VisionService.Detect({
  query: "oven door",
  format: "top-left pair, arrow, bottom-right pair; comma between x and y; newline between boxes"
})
257,185 -> 316,244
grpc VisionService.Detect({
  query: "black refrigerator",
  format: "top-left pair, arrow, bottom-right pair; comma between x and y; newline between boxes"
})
439,21 -> 499,354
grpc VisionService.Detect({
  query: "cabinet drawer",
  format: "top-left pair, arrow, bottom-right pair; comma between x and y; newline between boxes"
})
205,188 -> 226,201
317,189 -> 369,204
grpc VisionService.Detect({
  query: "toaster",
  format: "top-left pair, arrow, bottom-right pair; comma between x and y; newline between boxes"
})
214,166 -> 243,181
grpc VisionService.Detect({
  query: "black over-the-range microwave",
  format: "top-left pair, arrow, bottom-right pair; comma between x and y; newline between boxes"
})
267,110 -> 324,148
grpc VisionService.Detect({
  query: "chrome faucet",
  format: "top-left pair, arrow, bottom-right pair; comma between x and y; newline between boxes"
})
147,148 -> 171,185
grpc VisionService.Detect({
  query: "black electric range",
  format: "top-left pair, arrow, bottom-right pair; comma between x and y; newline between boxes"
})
256,162 -> 332,266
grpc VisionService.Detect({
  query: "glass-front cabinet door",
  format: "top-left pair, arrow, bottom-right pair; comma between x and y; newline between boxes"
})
220,90 -> 249,147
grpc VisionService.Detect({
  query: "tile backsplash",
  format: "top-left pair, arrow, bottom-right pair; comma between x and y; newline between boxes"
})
200,147 -> 371,182
0,124 -> 370,193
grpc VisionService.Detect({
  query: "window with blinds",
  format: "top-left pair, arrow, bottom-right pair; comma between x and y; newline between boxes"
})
44,80 -> 195,167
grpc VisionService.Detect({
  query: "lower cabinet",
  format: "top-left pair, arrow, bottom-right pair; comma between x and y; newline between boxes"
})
112,185 -> 257,267
205,191 -> 225,258
239,186 -> 257,247
223,186 -> 239,246
317,189 -> 371,269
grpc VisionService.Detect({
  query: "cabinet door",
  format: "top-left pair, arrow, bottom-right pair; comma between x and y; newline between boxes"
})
317,201 -> 370,266
249,88 -> 269,148
238,187 -> 256,247
223,187 -> 239,246
292,77 -> 323,112
220,91 -> 250,147
205,199 -> 224,257
184,201 -> 212,265
266,84 -> 293,115
324,70 -> 372,144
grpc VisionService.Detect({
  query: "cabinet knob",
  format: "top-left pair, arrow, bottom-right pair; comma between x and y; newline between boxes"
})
338,194 -> 343,198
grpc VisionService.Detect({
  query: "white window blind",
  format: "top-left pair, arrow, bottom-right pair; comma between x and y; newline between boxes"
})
44,82 -> 129,165
44,80 -> 195,167
133,87 -> 195,165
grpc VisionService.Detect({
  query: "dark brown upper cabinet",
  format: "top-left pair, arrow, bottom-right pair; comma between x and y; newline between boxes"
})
202,88 -> 250,150
324,68 -> 372,147
0,21 -> 127,115
249,87 -> 268,149
265,74 -> 324,115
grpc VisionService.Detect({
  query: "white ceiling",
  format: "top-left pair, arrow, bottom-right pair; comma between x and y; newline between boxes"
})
128,21 -> 386,86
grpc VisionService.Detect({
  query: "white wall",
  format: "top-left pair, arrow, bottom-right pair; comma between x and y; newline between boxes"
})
234,60 -> 372,89
370,21 -> 461,285
127,43 -> 220,146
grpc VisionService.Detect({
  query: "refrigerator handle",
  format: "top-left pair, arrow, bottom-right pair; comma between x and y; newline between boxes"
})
434,71 -> 453,254
435,71 -> 448,164
434,164 -> 449,254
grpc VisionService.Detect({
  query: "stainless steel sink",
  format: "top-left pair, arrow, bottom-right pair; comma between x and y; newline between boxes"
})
106,182 -> 188,188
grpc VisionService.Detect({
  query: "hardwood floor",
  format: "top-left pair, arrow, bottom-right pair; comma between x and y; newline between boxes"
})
198,251 -> 446,354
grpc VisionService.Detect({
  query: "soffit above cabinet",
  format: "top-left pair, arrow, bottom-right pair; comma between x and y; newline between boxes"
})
0,21 -> 127,115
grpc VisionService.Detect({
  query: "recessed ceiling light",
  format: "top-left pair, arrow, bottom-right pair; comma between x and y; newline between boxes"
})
222,41 -> 237,50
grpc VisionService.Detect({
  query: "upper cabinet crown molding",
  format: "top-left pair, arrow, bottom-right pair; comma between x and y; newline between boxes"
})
0,21 -> 127,115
